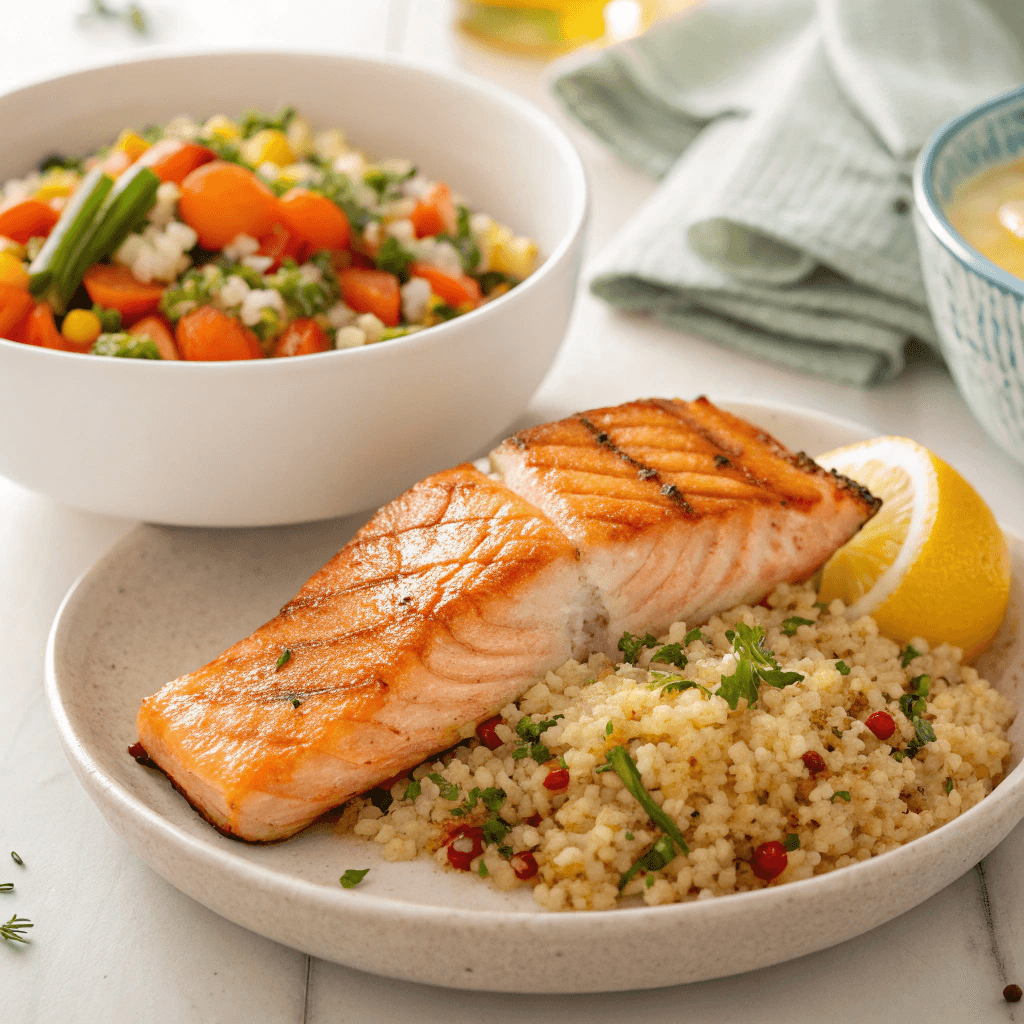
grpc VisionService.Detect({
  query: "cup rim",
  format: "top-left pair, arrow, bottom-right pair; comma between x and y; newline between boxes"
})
913,82 -> 1024,300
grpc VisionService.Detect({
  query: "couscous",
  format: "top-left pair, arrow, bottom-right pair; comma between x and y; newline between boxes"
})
341,581 -> 1012,911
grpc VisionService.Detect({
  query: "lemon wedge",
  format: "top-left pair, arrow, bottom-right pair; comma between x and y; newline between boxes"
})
817,436 -> 1010,659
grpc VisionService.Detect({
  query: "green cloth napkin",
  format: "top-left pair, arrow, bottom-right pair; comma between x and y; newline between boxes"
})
552,0 -> 1024,386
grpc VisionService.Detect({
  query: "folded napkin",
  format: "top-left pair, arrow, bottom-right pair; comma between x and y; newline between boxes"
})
552,0 -> 1024,385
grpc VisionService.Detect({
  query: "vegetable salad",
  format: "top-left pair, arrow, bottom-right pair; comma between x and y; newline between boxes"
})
0,107 -> 539,360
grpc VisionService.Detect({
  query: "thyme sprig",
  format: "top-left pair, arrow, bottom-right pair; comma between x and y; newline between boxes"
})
1,914 -> 32,944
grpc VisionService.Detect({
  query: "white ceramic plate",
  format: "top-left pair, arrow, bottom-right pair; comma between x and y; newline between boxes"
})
45,400 -> 1024,993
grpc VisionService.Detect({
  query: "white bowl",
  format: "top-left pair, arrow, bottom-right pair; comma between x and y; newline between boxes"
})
44,400 -> 1024,993
0,51 -> 587,526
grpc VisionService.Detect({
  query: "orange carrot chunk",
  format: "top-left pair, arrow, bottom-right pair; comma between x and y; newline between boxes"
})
136,140 -> 217,186
129,314 -> 180,360
178,161 -> 281,251
0,284 -> 36,339
279,189 -> 350,253
273,317 -> 329,358
176,306 -> 263,361
26,302 -> 66,350
82,264 -> 165,321
0,199 -> 61,245
337,267 -> 401,327
258,222 -> 305,271
409,182 -> 456,239
409,262 -> 482,309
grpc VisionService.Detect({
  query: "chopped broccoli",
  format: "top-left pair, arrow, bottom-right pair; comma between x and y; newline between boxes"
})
91,332 -> 161,359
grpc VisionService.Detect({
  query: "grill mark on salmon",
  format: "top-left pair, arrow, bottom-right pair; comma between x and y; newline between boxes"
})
135,398 -> 879,842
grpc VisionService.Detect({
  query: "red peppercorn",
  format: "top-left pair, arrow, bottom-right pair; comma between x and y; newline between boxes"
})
475,716 -> 504,750
510,851 -> 539,880
865,710 -> 896,741
543,768 -> 570,791
801,751 -> 827,774
525,813 -> 542,827
1004,984 -> 1022,1003
751,841 -> 788,882
446,826 -> 484,871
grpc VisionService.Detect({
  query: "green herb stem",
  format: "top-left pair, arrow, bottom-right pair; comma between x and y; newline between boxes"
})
606,746 -> 688,855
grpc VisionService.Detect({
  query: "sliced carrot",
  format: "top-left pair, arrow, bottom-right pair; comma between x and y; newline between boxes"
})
409,262 -> 482,309
0,284 -> 35,339
337,267 -> 401,327
176,306 -> 262,361
410,182 -> 456,239
273,318 -> 328,358
83,264 -> 165,321
0,199 -> 60,245
135,140 -> 217,186
178,161 -> 281,250
26,302 -> 67,350
278,189 -> 350,253
258,222 -> 305,271
129,314 -> 180,360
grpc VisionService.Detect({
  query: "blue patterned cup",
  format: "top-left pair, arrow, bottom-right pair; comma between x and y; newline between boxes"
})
913,85 -> 1024,465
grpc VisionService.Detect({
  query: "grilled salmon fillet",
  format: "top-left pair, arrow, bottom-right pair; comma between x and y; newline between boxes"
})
490,398 -> 880,654
137,464 -> 585,841
136,398 -> 879,841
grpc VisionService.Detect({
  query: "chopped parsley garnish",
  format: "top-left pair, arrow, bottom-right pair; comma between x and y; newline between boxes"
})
403,779 -> 422,801
482,817 -> 512,847
317,170 -> 376,232
813,601 -> 829,611
646,874 -> 656,888
650,643 -> 687,669
451,786 -> 506,818
618,631 -> 659,665
430,301 -> 459,322
625,832 -> 634,841
558,755 -> 568,770
267,255 -> 339,320
620,835 -> 677,891
290,697 -> 301,709
831,727 -> 844,739
604,745 -> 689,892
784,834 -> 800,851
476,270 -> 516,295
835,660 -> 851,675
362,163 -> 416,202
374,236 -> 415,282
831,791 -> 851,803
605,721 -> 614,737
276,649 -> 292,670
340,869 -> 369,889
683,628 -> 706,646
511,715 -> 562,763
239,105 -> 296,140
717,623 -> 803,710
436,205 -> 481,273
654,674 -> 713,699
945,777 -> 954,794
496,844 -> 514,859
900,643 -> 922,668
782,616 -> 814,636
478,860 -> 489,878
1,914 -> 32,944
895,674 -> 936,755
426,773 -> 460,801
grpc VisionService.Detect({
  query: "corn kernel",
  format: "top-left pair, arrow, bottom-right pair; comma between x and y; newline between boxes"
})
61,308 -> 103,347
286,115 -> 314,160
0,251 -> 29,289
0,238 -> 27,260
35,168 -> 79,202
204,114 -> 239,142
486,222 -> 538,279
114,130 -> 150,162
242,129 -> 294,169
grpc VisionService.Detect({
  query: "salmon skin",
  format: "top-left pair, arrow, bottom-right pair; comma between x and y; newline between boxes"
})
136,398 -> 879,842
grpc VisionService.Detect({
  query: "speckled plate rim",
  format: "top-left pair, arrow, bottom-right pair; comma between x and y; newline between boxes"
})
913,82 -> 1024,300
43,400 -> 1024,993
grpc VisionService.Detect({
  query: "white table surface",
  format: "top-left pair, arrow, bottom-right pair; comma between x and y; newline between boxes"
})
3,1 -> 1024,1020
